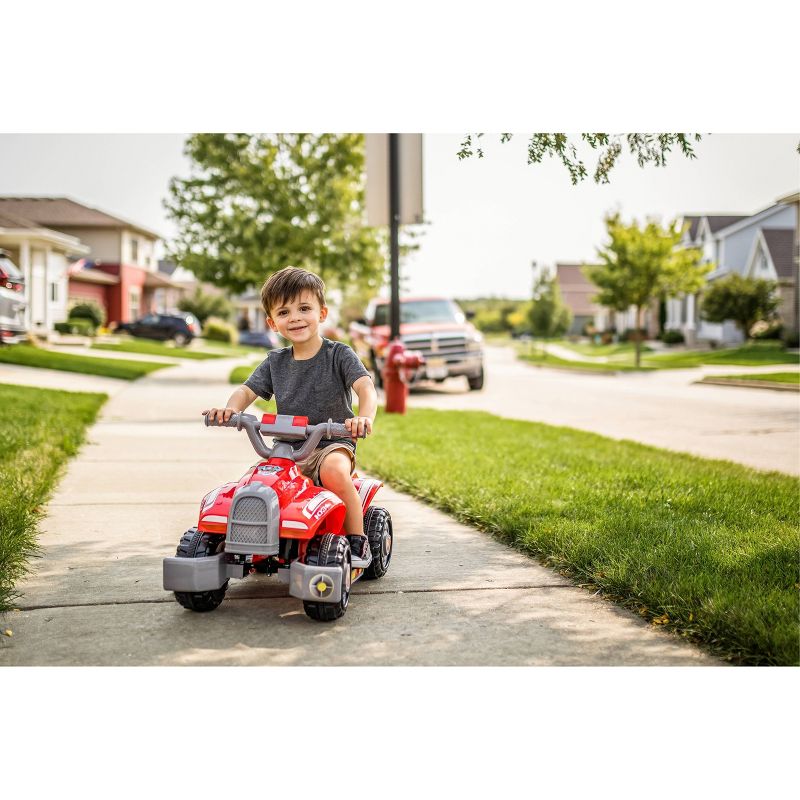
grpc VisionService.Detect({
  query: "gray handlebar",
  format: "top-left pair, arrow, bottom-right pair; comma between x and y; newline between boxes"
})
204,412 -> 358,462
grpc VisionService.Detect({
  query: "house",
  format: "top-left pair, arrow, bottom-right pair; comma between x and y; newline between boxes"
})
0,207 -> 89,333
0,196 -> 182,332
554,261 -> 658,337
670,197 -> 797,344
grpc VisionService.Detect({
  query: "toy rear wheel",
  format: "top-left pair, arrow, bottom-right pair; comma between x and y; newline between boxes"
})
303,534 -> 351,622
362,506 -> 392,580
173,528 -> 227,612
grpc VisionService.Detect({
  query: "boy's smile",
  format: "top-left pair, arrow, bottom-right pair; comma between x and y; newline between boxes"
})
267,290 -> 328,353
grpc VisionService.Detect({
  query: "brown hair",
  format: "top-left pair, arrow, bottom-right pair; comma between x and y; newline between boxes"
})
261,266 -> 326,317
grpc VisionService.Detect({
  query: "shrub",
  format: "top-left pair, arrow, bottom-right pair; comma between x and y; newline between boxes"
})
178,287 -> 232,327
203,316 -> 237,343
621,327 -> 648,342
783,330 -> 800,348
750,320 -> 783,340
54,319 -> 96,336
68,300 -> 106,328
660,329 -> 685,345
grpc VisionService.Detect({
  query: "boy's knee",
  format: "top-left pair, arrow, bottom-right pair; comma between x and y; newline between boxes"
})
319,451 -> 353,488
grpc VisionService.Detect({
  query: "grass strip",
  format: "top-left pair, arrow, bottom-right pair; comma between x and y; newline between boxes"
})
92,340 -> 226,360
357,407 -> 800,665
518,352 -> 652,372
0,383 -> 106,614
643,341 -> 798,369
0,345 -> 169,380
705,372 -> 800,385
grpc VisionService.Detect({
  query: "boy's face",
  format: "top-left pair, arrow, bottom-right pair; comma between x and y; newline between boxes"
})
266,290 -> 328,345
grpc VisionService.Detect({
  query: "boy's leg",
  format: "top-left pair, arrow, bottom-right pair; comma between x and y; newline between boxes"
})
318,450 -> 363,536
318,450 -> 371,566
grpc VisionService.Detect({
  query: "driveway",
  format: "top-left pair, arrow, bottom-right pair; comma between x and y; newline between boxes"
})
407,346 -> 800,476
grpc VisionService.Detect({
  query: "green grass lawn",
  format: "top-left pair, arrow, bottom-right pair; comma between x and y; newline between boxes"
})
357,407 -> 800,666
551,339 -> 653,358
518,351 -> 652,372
92,339 -> 227,360
717,372 -> 799,384
0,345 -> 169,380
643,341 -> 799,369
0,383 -> 107,614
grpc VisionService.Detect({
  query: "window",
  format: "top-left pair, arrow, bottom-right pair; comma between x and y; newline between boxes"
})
130,238 -> 139,263
50,282 -> 59,302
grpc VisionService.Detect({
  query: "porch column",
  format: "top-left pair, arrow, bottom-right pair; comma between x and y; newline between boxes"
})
686,294 -> 696,330
20,240 -> 31,329
43,247 -> 52,333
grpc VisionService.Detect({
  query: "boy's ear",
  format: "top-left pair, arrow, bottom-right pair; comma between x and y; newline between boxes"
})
266,316 -> 278,332
319,305 -> 328,322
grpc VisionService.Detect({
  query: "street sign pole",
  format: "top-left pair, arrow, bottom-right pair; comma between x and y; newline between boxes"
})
389,133 -> 401,341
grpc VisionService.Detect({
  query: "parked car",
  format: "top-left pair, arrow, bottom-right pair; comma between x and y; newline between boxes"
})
349,296 -> 484,390
0,249 -> 27,344
115,312 -> 201,346
238,328 -> 280,349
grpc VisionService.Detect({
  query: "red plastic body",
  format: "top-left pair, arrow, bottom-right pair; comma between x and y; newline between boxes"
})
196,455 -> 383,550
382,339 -> 425,414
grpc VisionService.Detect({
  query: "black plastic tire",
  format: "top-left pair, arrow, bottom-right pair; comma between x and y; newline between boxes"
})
467,368 -> 484,391
362,506 -> 393,580
370,352 -> 383,389
303,534 -> 351,622
173,528 -> 228,612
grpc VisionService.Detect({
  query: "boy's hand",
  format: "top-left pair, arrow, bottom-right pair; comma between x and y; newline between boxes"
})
201,407 -> 237,424
345,416 -> 373,439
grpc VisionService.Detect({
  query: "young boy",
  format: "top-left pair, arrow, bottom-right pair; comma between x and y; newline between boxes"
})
202,266 -> 378,566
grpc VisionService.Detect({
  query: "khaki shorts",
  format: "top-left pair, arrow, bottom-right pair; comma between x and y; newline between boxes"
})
298,444 -> 356,486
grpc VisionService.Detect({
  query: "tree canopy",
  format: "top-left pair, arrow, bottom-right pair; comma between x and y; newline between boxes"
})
700,274 -> 779,338
457,133 -> 703,184
584,214 -> 710,365
164,134 -> 388,295
528,275 -> 572,340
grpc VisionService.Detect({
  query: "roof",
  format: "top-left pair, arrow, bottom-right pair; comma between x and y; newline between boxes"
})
680,216 -> 701,241
0,197 -> 161,239
705,215 -> 747,234
762,228 -> 795,280
0,210 -> 39,229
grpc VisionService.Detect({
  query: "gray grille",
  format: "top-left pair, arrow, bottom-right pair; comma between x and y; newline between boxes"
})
229,497 -> 269,544
403,334 -> 469,360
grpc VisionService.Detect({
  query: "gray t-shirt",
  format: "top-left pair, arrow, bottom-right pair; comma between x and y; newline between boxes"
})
244,338 -> 370,453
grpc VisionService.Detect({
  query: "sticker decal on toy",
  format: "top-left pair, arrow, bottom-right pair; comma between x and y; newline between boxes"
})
302,490 -> 337,519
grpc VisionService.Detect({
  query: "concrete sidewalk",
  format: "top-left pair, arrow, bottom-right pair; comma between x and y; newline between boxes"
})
1,357 -> 718,666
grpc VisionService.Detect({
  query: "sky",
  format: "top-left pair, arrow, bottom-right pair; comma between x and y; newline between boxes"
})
0,133 -> 797,300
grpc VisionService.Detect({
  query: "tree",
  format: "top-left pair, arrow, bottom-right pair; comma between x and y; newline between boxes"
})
177,286 -> 233,327
584,214 -> 711,367
457,133 -> 702,184
164,134 -> 388,295
700,274 -> 779,339
528,275 -> 572,349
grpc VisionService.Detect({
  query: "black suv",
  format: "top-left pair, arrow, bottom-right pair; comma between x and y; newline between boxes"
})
116,312 -> 201,346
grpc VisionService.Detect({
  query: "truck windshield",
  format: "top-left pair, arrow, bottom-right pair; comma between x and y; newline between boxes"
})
373,300 -> 463,326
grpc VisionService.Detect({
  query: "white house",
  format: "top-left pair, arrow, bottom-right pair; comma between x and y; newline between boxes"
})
669,198 -> 797,344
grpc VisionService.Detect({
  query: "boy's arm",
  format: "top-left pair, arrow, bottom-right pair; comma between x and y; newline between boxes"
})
346,375 -> 378,439
201,384 -> 258,424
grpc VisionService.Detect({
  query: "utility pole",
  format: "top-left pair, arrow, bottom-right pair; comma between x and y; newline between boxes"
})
389,133 -> 401,341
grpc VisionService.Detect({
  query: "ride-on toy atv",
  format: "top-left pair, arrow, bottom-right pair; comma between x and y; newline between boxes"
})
162,412 -> 392,621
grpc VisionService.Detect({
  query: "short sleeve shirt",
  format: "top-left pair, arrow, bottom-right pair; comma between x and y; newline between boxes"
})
244,338 -> 370,452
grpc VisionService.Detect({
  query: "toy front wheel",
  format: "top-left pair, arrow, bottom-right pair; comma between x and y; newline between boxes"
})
173,528 -> 228,612
363,506 -> 392,580
303,533 -> 351,622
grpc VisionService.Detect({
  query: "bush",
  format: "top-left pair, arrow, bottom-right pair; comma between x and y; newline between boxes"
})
750,320 -> 783,340
68,300 -> 106,328
621,328 -> 648,342
783,330 -> 800,348
660,329 -> 685,345
203,316 -> 237,343
178,287 -> 232,327
54,319 -> 96,336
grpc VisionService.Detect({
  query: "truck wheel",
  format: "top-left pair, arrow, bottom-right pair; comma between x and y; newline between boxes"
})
467,368 -> 484,391
303,534 -> 351,622
362,507 -> 392,580
173,528 -> 228,612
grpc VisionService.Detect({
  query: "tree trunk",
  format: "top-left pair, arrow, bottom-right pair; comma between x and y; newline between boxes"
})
635,306 -> 643,368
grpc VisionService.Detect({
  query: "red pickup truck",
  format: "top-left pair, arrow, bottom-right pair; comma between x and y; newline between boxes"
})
349,296 -> 484,390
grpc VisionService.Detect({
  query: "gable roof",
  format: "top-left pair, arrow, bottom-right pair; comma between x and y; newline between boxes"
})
680,215 -> 701,241
761,228 -> 795,280
705,215 -> 747,233
0,197 -> 161,239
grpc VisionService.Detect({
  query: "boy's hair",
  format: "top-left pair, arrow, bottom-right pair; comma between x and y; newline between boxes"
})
261,266 -> 326,317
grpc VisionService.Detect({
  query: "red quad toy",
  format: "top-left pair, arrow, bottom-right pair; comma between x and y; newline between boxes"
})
162,412 -> 393,621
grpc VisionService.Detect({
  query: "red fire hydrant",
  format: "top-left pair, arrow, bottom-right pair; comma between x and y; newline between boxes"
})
382,339 -> 425,414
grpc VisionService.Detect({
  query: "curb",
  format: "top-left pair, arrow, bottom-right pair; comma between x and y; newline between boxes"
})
696,378 -> 800,392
